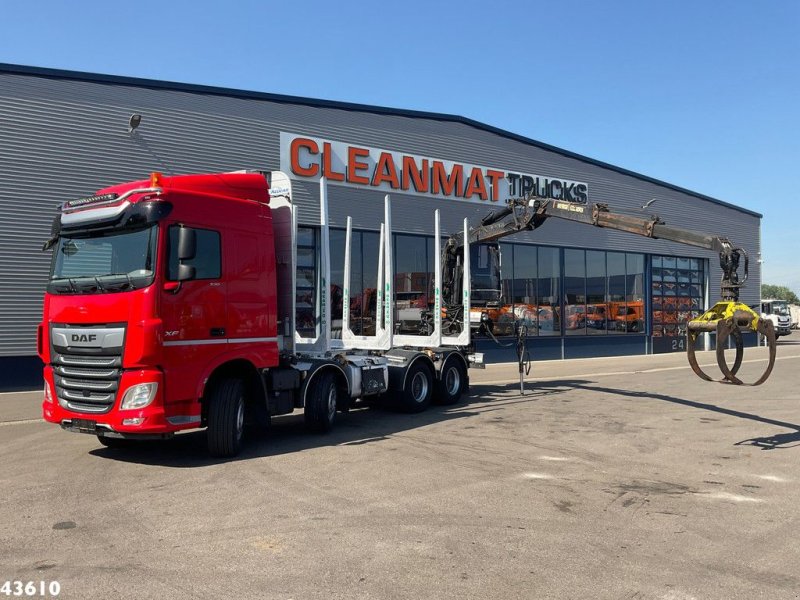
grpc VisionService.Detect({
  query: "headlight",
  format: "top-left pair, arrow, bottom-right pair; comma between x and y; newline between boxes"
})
120,383 -> 158,410
44,382 -> 54,404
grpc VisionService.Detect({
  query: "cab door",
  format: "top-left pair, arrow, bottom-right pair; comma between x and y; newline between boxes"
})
160,224 -> 227,406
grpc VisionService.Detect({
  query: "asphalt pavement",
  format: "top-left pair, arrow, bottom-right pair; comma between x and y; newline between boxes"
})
1,343 -> 799,599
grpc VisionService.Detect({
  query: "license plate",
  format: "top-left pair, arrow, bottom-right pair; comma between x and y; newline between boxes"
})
71,418 -> 97,433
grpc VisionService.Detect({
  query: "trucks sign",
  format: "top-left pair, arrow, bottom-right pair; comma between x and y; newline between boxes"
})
280,132 -> 588,204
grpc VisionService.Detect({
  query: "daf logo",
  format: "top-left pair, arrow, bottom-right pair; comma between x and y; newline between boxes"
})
71,334 -> 97,343
52,326 -> 124,350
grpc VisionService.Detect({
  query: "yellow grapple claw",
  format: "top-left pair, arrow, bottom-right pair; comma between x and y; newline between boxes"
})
686,302 -> 776,385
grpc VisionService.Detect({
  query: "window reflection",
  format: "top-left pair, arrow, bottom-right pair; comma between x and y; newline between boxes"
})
295,227 -> 318,338
651,254 -> 705,342
564,249 -> 586,336
329,229 -> 380,337
586,251 -> 607,335
607,252 -> 626,334
537,247 -> 560,336
326,227 -> 653,340
395,234 -> 431,334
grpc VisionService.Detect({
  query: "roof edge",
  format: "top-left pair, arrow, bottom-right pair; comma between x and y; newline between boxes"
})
0,62 -> 761,219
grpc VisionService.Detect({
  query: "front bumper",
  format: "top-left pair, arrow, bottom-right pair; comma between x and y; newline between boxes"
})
42,367 -> 198,437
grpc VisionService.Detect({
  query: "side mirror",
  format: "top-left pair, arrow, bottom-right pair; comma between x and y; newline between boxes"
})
177,227 -> 196,261
176,263 -> 196,282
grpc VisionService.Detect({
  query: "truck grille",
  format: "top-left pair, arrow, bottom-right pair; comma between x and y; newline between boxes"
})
50,324 -> 126,414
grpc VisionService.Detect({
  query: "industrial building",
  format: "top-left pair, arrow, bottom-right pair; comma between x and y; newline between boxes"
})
0,64 -> 761,391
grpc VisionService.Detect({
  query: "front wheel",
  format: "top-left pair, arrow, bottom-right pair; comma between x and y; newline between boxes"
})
207,378 -> 246,458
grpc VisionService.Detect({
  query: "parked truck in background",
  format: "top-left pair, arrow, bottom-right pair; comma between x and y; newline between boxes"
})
757,299 -> 792,338
789,304 -> 800,330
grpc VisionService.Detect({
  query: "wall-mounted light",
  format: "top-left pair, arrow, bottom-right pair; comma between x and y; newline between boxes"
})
128,113 -> 142,134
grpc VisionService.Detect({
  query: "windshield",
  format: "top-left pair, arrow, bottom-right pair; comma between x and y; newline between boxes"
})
764,302 -> 789,316
49,225 -> 158,294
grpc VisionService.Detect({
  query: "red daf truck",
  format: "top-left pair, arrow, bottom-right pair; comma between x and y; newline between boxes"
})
39,171 -> 476,457
39,170 -> 776,457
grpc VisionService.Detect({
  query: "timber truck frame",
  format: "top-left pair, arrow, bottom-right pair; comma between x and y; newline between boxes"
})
39,171 -> 776,457
40,172 -> 476,457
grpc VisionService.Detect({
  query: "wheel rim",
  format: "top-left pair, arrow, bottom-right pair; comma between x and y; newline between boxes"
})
235,400 -> 244,441
410,371 -> 429,403
445,366 -> 460,396
327,386 -> 337,421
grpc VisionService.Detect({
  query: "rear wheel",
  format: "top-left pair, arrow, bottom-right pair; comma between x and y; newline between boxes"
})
435,359 -> 466,405
207,378 -> 246,458
305,371 -> 338,433
398,362 -> 434,413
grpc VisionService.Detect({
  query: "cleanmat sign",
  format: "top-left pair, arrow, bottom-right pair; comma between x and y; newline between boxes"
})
279,132 -> 588,205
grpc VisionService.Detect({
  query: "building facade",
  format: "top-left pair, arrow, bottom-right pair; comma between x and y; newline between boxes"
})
0,64 -> 761,390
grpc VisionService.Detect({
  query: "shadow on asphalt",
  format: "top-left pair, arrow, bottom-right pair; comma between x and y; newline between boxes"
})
555,381 -> 800,452
88,376 -> 800,466
88,380 -> 586,468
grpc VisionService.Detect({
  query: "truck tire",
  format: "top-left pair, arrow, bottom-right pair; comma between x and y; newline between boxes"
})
207,378 -> 245,458
435,359 -> 466,405
305,371 -> 338,433
398,362 -> 434,413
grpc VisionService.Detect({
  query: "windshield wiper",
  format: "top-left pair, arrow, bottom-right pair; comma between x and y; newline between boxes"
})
102,273 -> 134,290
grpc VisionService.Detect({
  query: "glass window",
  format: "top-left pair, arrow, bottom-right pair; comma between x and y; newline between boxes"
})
651,254 -> 705,349
494,242 -> 516,336
426,237 -> 439,308
470,243 -> 501,305
395,234 -> 429,334
537,247 -> 560,336
607,252 -> 626,335
359,231 -> 380,336
295,226 -> 317,338
168,226 -> 221,280
329,229 -> 381,337
329,229 -> 349,338
564,249 -> 586,336
49,226 -> 158,293
499,242 -> 515,307
586,250 -> 607,335
625,253 -> 645,333
510,244 -> 537,332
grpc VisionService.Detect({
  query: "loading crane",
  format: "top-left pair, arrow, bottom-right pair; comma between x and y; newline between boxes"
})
441,196 -> 776,386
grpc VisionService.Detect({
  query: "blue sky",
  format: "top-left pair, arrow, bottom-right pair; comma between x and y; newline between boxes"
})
3,1 -> 798,293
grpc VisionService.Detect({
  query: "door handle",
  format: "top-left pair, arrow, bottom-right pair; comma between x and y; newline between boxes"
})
210,328 -> 226,337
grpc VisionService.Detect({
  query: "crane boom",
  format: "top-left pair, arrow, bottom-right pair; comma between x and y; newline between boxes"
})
443,197 -> 746,304
441,194 -> 775,386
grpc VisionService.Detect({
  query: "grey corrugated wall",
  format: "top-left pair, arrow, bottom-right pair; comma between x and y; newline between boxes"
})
0,67 -> 761,358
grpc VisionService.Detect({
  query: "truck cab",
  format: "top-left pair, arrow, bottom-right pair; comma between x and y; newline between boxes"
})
757,299 -> 792,338
40,172 -> 280,450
